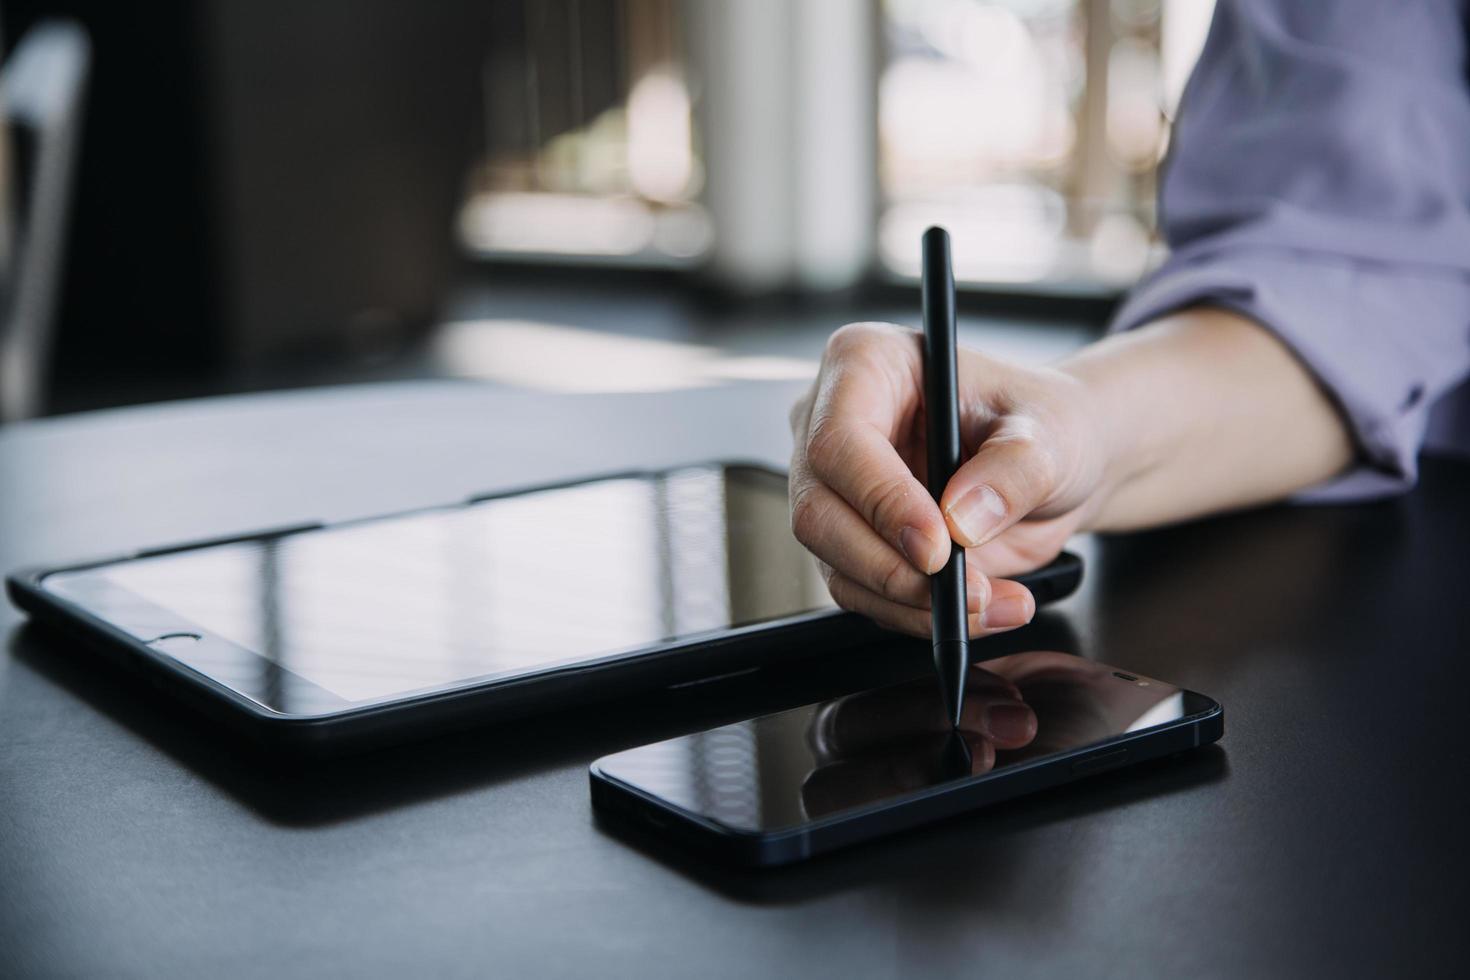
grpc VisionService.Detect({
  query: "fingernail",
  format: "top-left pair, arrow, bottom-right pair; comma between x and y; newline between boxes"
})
981,593 -> 1032,630
947,485 -> 1007,546
898,526 -> 943,574
984,703 -> 1035,743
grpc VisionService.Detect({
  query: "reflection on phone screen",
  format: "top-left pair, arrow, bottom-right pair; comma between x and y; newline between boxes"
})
597,652 -> 1195,830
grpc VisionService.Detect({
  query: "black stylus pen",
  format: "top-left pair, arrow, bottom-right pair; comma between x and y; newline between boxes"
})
920,226 -> 968,729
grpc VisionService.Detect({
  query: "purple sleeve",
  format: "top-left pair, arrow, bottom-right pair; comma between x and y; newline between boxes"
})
1109,0 -> 1470,500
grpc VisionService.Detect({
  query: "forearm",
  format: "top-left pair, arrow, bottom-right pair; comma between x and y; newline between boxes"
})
1061,308 -> 1354,532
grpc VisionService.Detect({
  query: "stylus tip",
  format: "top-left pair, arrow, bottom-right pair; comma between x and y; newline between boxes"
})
933,640 -> 969,731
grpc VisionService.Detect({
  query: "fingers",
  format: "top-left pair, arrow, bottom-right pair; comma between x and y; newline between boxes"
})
824,568 -> 1033,638
801,324 -> 950,574
788,336 -> 941,606
790,322 -> 1078,636
791,479 -> 933,608
940,415 -> 1060,549
806,414 -> 948,574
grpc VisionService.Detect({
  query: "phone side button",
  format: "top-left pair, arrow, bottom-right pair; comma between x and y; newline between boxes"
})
1072,749 -> 1128,775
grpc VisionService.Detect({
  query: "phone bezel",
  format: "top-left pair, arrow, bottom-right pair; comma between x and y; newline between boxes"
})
590,673 -> 1223,866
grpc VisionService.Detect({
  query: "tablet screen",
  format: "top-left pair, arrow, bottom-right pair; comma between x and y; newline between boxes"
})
44,465 -> 833,707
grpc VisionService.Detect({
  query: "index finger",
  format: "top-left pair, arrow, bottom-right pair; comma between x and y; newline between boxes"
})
803,325 -> 950,574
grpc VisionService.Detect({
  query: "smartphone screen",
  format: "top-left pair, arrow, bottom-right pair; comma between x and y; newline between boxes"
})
595,653 -> 1213,832
41,465 -> 833,708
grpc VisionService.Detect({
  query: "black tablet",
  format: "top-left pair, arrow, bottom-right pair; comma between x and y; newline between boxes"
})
7,463 -> 1083,755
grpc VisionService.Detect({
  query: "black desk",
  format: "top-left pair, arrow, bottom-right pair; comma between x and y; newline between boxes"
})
3,381 -> 1466,978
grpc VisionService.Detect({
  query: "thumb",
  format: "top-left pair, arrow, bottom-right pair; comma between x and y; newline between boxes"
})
939,423 -> 1059,549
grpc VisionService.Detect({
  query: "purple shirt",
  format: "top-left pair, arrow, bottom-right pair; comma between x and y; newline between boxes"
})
1109,0 -> 1470,500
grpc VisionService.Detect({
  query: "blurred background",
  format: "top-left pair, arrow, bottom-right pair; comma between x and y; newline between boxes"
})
0,0 -> 1214,421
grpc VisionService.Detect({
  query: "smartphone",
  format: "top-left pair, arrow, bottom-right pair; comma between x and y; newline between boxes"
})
590,652 -> 1222,866
6,462 -> 1084,755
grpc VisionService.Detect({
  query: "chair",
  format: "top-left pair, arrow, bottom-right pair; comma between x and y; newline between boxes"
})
0,20 -> 89,424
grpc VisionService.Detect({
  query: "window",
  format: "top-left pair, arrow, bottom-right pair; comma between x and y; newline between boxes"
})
877,0 -> 1214,292
456,0 -> 1215,293
459,0 -> 710,267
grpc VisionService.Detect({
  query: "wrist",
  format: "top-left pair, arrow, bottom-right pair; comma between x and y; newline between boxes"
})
1054,306 -> 1351,532
1055,333 -> 1163,533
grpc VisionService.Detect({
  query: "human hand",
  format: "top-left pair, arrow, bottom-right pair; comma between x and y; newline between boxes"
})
789,322 -> 1107,637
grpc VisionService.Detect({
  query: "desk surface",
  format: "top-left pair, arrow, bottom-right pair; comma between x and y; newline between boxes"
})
2,380 -> 1466,979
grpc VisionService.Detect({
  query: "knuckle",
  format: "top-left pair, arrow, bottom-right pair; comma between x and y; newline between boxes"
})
824,321 -> 912,368
987,425 -> 1038,457
788,389 -> 813,435
825,571 -> 857,612
824,322 -> 881,358
865,475 -> 916,533
876,553 -> 912,602
789,485 -> 826,546
1033,444 -> 1061,496
989,425 -> 1059,500
803,416 -> 850,475
1018,446 -> 1059,502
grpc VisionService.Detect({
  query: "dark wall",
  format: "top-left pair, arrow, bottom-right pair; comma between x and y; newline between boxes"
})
202,1 -> 496,367
2,0 -> 644,409
3,0 -> 219,398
